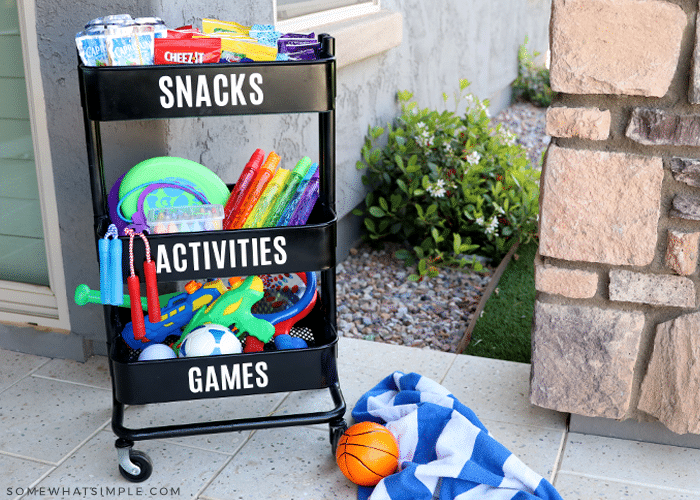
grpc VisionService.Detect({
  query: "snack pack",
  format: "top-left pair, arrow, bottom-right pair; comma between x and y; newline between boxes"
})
154,37 -> 221,64
106,30 -> 155,66
76,29 -> 110,66
77,14 -> 160,66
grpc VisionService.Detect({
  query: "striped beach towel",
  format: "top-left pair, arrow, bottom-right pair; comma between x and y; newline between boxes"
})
351,372 -> 563,500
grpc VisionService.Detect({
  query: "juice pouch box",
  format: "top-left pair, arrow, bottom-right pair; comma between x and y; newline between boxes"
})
154,37 -> 221,64
106,31 -> 155,66
76,30 -> 109,66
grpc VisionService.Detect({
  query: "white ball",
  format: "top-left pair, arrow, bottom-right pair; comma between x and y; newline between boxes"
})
138,343 -> 177,361
179,324 -> 242,357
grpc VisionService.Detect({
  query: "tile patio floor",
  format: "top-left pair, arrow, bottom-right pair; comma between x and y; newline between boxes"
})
1,337 -> 699,499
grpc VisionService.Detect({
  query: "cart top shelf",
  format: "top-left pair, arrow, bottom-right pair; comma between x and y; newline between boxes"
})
79,35 -> 336,121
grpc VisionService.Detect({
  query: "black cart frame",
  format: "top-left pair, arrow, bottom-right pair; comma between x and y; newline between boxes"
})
78,34 -> 346,482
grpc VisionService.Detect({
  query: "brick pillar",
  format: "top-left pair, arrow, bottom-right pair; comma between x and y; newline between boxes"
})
531,0 -> 700,433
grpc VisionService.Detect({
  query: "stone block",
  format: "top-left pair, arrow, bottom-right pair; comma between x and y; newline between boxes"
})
690,10 -> 700,103
665,230 -> 700,276
534,253 -> 598,298
549,0 -> 686,97
638,312 -> 700,434
627,108 -> 700,147
530,301 -> 644,419
545,107 -> 611,140
671,157 -> 700,188
670,193 -> 700,221
609,269 -> 696,308
539,145 -> 663,266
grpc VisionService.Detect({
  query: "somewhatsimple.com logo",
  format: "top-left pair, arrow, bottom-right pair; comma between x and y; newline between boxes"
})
6,486 -> 181,497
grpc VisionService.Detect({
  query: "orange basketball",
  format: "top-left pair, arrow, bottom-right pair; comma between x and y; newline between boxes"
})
336,421 -> 399,486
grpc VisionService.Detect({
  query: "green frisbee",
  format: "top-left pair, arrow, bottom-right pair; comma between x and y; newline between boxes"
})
118,157 -> 230,220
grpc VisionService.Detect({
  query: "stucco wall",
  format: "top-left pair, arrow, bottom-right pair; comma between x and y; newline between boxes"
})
10,0 -> 550,358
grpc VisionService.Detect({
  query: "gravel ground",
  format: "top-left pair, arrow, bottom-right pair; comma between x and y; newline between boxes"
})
335,102 -> 548,353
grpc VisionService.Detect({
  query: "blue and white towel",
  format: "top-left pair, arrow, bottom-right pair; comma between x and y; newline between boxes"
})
351,372 -> 563,500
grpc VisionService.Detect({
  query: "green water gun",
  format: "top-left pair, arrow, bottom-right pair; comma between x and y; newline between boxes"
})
178,275 -> 275,346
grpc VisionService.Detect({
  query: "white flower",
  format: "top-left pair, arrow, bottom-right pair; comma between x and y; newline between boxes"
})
500,129 -> 518,146
414,122 -> 433,149
427,179 -> 446,198
485,217 -> 499,236
465,151 -> 481,166
475,216 -> 485,226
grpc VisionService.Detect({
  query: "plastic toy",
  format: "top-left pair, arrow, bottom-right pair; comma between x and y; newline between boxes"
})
74,283 -> 181,310
336,421 -> 399,487
137,343 -> 177,361
120,279 -> 227,350
179,324 -> 242,357
179,275 -> 274,344
98,224 -> 123,305
122,230 -> 159,341
223,149 -> 265,230
253,271 -> 317,337
243,168 -> 290,228
264,156 -> 311,227
288,167 -> 319,226
227,152 -> 280,229
118,157 -> 229,221
147,204 -> 224,233
277,163 -> 318,227
109,157 -> 230,235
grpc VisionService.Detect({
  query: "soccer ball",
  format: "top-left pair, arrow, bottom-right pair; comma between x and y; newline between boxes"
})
179,324 -> 242,357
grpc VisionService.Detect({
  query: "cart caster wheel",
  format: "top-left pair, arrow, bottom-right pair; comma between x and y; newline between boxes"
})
329,419 -> 348,455
117,447 -> 153,482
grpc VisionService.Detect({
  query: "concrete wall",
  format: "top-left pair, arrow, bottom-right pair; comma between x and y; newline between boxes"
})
1,0 -> 551,360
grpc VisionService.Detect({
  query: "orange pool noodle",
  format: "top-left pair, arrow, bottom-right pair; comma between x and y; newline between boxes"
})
336,421 -> 399,487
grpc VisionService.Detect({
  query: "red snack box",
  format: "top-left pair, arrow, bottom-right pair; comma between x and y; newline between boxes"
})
154,37 -> 221,64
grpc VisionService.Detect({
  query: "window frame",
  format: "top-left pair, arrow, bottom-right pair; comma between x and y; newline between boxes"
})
0,0 -> 70,332
275,0 -> 380,32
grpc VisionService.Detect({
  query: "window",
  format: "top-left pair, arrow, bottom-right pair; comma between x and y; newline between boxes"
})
0,0 -> 70,330
276,0 -> 380,31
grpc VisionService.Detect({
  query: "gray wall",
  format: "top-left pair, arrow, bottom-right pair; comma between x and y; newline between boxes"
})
3,0 -> 550,360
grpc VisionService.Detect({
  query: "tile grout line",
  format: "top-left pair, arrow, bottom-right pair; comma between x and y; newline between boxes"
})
0,449 -> 58,467
30,373 -> 112,392
557,470 -> 700,495
0,357 -> 53,395
549,414 -> 569,486
438,353 -> 460,386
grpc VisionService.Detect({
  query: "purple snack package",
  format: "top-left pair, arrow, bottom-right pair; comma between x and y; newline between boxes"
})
278,40 -> 321,54
288,49 -> 318,61
279,32 -> 316,40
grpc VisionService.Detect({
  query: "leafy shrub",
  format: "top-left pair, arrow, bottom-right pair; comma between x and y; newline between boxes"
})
353,80 -> 540,280
512,37 -> 555,107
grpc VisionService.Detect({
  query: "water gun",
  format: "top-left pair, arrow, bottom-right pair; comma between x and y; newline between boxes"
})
264,156 -> 311,227
121,279 -> 228,350
227,152 -> 280,229
222,149 -> 265,230
243,168 -> 290,228
178,275 -> 275,347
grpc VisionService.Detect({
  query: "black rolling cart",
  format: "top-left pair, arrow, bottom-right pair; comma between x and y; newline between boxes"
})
78,34 -> 347,482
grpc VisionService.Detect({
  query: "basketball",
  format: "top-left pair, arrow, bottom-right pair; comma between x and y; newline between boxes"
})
336,421 -> 399,486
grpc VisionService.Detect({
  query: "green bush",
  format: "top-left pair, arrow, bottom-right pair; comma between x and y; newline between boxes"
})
512,37 -> 555,107
353,80 -> 540,280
